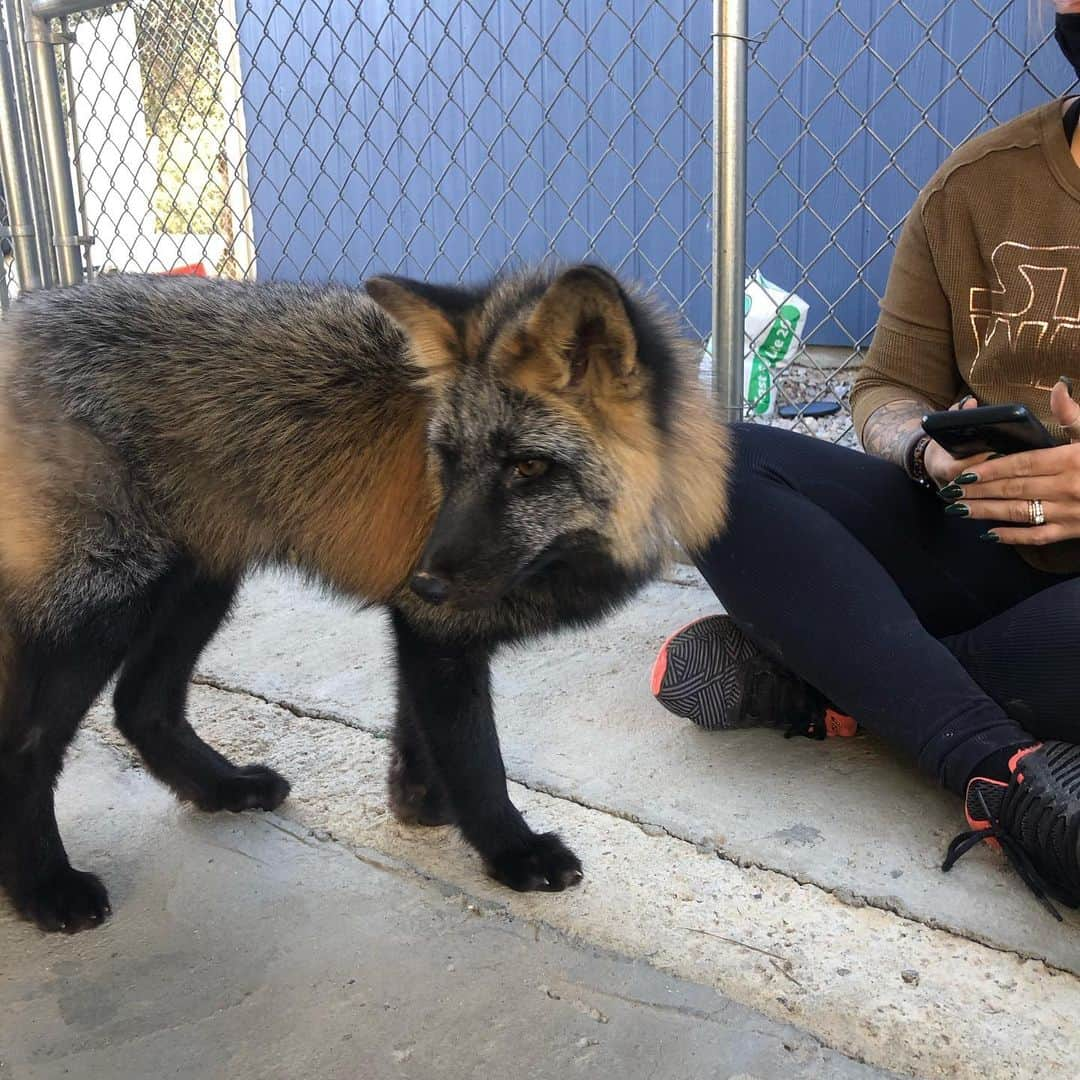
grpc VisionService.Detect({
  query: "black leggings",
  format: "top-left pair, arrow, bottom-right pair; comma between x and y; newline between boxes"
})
694,424 -> 1080,795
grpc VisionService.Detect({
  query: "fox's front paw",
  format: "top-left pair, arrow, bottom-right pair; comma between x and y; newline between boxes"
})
486,832 -> 583,892
194,764 -> 291,813
15,866 -> 111,934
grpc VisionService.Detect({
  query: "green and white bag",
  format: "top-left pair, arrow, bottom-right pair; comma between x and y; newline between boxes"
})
700,272 -> 809,417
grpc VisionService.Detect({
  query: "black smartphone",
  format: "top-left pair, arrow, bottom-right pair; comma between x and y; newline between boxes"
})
921,404 -> 1056,457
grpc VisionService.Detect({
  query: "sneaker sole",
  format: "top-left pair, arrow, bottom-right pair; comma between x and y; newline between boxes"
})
651,615 -> 771,732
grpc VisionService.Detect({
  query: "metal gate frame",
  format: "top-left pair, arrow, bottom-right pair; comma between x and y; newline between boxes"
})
0,0 -> 105,293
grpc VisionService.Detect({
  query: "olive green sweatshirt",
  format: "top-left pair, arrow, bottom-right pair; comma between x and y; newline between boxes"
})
852,99 -> 1080,574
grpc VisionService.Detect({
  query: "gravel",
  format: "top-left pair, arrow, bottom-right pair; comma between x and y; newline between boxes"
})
699,352 -> 864,450
752,360 -> 861,450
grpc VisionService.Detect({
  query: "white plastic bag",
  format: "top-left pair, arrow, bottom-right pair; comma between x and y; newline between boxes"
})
700,273 -> 809,417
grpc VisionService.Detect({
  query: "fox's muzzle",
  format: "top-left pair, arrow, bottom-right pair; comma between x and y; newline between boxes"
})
410,489 -> 485,607
410,482 -> 524,609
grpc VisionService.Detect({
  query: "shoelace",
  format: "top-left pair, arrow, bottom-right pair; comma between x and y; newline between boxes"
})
941,788 -> 1063,922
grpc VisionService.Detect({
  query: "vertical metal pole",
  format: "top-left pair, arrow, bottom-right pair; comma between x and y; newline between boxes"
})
4,0 -> 51,286
59,15 -> 93,278
711,0 -> 748,419
217,0 -> 258,279
0,1 -> 43,289
22,0 -> 82,285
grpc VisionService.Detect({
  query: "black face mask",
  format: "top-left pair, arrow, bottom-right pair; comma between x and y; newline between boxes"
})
1056,13 -> 1080,82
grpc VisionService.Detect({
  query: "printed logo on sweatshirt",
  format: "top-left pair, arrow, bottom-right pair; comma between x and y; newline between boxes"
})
970,241 -> 1080,369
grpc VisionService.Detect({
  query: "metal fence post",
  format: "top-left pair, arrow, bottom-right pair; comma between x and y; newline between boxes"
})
5,0 -> 53,287
0,1 -> 43,289
22,0 -> 82,285
711,0 -> 748,420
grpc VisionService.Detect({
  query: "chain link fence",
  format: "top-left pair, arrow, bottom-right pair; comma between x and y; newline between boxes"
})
39,0 -> 718,334
745,0 -> 1072,444
60,0 -> 252,277
0,0 -> 1075,440
1,178 -> 14,311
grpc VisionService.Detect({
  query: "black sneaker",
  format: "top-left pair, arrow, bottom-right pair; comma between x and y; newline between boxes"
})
942,742 -> 1080,920
650,615 -> 857,739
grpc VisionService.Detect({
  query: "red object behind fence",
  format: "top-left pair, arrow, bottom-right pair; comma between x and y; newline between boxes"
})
165,263 -> 208,277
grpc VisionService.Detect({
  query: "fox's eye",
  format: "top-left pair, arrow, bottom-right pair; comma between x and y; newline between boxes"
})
513,459 -> 549,480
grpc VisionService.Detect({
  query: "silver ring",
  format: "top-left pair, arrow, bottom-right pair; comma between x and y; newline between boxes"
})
1030,499 -> 1046,527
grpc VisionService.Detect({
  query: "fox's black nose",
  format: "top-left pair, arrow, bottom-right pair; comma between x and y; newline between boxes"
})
410,571 -> 451,606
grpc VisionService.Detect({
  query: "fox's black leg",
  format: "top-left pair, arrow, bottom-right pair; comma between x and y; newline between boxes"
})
0,612 -> 136,933
390,610 -> 582,891
113,565 -> 289,813
388,702 -> 454,826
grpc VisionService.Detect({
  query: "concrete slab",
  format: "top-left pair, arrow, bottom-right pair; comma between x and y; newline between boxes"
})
75,686 -> 1080,1080
0,738 -> 885,1080
196,570 -> 1080,975
10,570 -> 1079,1080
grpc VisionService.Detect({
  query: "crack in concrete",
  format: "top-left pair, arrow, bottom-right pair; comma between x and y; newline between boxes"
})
190,672 -> 1075,978
200,837 -> 269,867
317,845 -> 896,1075
510,771 -> 1077,977
192,674 -> 362,728
565,979 -> 851,1064
556,979 -> 717,1024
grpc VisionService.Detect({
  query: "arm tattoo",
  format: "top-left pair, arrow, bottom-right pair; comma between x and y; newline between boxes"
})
861,399 -> 930,468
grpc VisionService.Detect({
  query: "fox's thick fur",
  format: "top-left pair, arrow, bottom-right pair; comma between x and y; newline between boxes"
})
0,264 -> 729,932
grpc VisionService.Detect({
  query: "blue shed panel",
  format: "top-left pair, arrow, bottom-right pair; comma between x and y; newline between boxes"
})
234,1 -> 1073,344
234,0 -> 714,336
746,0 -> 1072,343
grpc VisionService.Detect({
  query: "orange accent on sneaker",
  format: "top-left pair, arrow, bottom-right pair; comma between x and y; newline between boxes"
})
650,616 -> 712,698
1008,743 -> 1042,774
823,708 -> 857,738
650,645 -> 669,697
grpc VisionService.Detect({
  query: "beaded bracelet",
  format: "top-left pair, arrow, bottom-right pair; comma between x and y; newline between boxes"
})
906,433 -> 933,488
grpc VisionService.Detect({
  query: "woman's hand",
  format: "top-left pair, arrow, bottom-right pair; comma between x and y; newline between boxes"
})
945,379 -> 1080,545
923,396 -> 993,488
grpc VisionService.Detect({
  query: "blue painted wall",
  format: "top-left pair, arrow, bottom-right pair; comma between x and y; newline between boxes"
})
234,1 -> 1073,344
746,1 -> 1073,344
234,0 -> 714,334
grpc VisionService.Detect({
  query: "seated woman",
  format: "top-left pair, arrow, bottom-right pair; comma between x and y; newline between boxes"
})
653,4 -> 1080,917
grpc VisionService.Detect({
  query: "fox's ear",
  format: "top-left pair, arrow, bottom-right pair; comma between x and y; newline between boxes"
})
498,266 -> 642,400
365,276 -> 460,384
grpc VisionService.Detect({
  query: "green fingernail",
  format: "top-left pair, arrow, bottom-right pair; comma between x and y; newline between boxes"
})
939,484 -> 963,500
944,503 -> 970,517
988,453 -> 1006,460
1061,375 -> 1075,397
979,530 -> 1001,543
954,473 -> 978,485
